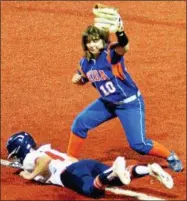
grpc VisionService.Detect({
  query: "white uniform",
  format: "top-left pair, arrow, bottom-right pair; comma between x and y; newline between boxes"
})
22,144 -> 73,186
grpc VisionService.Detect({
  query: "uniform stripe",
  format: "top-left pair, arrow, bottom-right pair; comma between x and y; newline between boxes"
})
115,77 -> 127,97
93,176 -> 104,189
137,98 -> 152,147
45,151 -> 65,161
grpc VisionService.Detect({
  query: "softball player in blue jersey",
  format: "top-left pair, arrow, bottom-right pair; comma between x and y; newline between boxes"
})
67,5 -> 183,172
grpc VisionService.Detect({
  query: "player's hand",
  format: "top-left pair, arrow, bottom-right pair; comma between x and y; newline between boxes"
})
93,4 -> 124,33
19,170 -> 33,180
72,73 -> 83,84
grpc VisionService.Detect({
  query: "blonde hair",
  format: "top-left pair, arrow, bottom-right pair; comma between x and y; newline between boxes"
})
82,25 -> 109,60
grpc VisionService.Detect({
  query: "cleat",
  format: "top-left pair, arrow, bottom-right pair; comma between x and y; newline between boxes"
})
167,151 -> 183,172
148,163 -> 174,189
112,156 -> 131,185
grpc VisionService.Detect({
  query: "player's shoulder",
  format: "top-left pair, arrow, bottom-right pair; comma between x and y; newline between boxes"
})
37,144 -> 52,152
25,145 -> 48,160
24,144 -> 51,163
23,150 -> 44,170
37,144 -> 68,159
80,57 -> 89,67
23,144 -> 53,166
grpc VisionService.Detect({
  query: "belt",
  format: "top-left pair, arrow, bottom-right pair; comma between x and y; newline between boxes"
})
115,90 -> 141,105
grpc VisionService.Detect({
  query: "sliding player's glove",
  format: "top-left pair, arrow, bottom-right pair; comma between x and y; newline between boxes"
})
93,4 -> 124,33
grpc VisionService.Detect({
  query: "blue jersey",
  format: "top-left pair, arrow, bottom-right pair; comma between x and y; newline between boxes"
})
79,43 -> 139,103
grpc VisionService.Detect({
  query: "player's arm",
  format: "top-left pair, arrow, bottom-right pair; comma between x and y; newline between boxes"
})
72,65 -> 89,84
19,155 -> 52,180
114,30 -> 129,56
93,4 -> 129,56
112,15 -> 129,56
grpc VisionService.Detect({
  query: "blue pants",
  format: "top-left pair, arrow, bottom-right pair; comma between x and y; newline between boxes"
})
60,159 -> 123,198
71,96 -> 153,154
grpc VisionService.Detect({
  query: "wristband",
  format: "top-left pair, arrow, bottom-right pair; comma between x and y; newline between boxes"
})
77,70 -> 88,84
116,31 -> 129,47
77,70 -> 82,75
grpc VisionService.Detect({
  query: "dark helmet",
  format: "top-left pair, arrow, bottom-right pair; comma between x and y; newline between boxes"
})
6,131 -> 36,164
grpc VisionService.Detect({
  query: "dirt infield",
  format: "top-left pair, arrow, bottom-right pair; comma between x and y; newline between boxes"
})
1,1 -> 186,200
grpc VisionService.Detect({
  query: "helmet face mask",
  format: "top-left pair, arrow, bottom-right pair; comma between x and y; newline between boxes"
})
6,131 -> 36,164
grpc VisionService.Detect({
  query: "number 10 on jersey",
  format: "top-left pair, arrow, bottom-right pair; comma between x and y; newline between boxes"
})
99,81 -> 116,96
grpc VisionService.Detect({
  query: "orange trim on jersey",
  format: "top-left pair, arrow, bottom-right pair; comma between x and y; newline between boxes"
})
107,44 -> 125,80
45,151 -> 65,162
111,63 -> 125,80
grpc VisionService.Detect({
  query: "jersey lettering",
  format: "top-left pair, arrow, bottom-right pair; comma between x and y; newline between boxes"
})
100,81 -> 116,96
86,70 -> 109,82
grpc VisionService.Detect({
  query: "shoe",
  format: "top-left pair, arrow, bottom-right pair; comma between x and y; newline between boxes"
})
112,156 -> 131,185
167,151 -> 183,172
148,163 -> 174,189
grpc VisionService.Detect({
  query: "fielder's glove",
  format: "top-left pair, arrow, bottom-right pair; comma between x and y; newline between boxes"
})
93,4 -> 124,33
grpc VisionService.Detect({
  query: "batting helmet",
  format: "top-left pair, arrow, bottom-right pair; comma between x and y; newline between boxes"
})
6,131 -> 36,164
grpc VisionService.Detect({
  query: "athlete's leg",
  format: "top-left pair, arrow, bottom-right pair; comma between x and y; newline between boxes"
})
60,159 -> 110,198
60,158 -> 129,198
128,163 -> 173,189
71,98 -> 116,138
116,96 -> 170,156
67,98 -> 116,158
116,96 -> 183,172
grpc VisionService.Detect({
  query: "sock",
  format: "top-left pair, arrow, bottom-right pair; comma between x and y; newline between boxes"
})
93,168 -> 114,190
93,176 -> 106,190
148,140 -> 171,159
99,168 -> 114,184
67,132 -> 85,158
130,165 -> 149,178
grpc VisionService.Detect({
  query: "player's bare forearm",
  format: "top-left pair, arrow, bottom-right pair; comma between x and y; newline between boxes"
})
124,43 -> 129,53
19,170 -> 33,180
115,43 -> 129,55
115,30 -> 129,56
20,155 -> 52,180
67,156 -> 79,163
